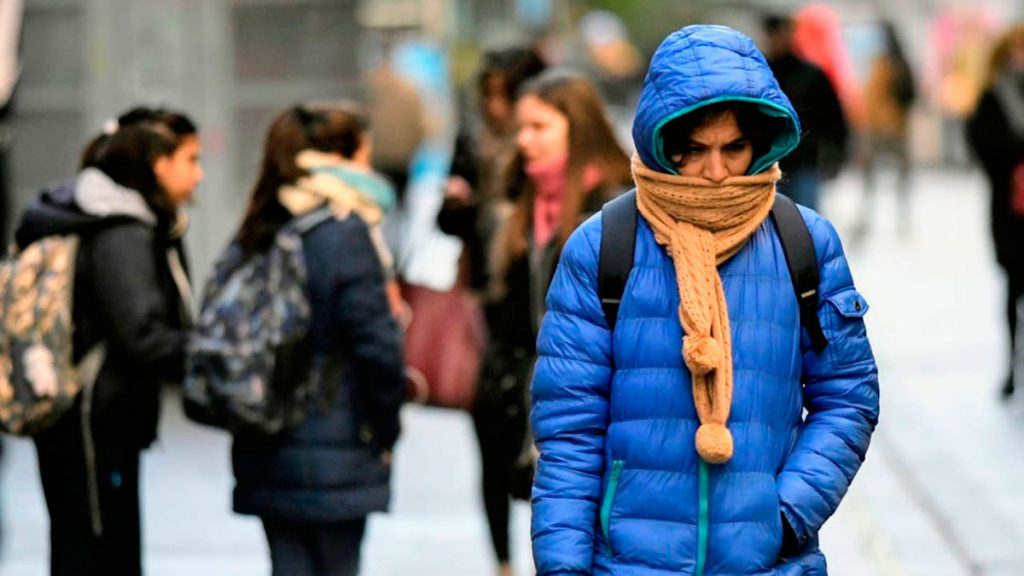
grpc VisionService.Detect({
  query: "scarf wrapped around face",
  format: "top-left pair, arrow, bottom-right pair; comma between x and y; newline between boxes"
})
632,154 -> 781,464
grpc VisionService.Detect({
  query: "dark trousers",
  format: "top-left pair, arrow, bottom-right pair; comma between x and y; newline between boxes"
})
472,403 -> 528,563
262,518 -> 367,576
34,408 -> 142,576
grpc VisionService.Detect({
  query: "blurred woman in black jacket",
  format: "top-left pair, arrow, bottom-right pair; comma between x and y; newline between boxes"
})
16,107 -> 202,576
229,104 -> 405,576
967,24 -> 1024,399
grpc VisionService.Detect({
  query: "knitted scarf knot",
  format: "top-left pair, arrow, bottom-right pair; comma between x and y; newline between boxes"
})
632,154 -> 781,464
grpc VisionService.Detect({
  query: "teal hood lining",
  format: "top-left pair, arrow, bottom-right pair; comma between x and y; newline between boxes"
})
649,96 -> 800,176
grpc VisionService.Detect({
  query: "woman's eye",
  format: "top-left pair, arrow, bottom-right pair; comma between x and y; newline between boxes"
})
725,142 -> 749,153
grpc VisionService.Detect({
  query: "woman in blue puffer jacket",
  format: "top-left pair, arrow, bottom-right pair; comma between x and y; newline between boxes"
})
530,25 -> 880,575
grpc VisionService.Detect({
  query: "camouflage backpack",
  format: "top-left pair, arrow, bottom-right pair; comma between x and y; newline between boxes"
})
0,236 -> 104,436
183,208 -> 332,436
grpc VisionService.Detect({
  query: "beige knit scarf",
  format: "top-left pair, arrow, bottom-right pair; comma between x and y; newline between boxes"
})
632,154 -> 781,464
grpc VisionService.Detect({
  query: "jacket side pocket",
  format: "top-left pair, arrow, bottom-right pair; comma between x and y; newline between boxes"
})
600,459 -> 624,557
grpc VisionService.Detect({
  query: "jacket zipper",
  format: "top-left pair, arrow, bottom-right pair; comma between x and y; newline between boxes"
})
696,460 -> 710,576
600,459 -> 624,557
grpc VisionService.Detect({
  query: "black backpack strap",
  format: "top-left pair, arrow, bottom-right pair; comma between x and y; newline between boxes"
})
770,194 -> 829,353
599,189 -> 637,331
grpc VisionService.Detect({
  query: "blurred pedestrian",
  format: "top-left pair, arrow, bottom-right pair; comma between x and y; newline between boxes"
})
440,47 -> 546,292
436,46 -> 547,574
966,23 -> 1024,399
530,25 -> 879,575
228,104 -> 406,576
792,4 -> 866,131
861,21 -> 918,238
762,14 -> 850,211
15,107 -> 202,576
366,63 -> 427,201
473,69 -> 631,576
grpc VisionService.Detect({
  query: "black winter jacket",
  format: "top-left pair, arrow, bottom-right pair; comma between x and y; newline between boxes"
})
231,213 -> 405,522
967,82 -> 1024,276
15,169 -> 190,449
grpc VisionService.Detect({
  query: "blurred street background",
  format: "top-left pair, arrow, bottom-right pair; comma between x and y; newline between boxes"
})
2,0 -> 1024,575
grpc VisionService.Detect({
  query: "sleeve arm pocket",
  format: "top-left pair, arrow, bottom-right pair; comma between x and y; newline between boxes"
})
822,287 -> 872,369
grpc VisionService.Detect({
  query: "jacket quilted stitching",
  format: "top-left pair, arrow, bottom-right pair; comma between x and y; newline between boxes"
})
531,25 -> 879,576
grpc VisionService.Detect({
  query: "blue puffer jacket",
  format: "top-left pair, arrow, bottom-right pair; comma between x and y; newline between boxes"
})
530,25 -> 879,575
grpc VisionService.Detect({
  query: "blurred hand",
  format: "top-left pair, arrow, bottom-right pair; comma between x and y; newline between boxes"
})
381,451 -> 392,466
444,176 -> 472,205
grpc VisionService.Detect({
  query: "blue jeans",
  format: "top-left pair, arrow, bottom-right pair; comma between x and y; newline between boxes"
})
778,168 -> 821,211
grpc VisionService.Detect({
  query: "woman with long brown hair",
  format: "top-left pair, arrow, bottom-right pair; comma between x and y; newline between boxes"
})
227,104 -> 405,576
475,69 -> 631,576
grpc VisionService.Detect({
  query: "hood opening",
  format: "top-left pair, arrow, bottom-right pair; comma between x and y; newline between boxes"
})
651,96 -> 801,176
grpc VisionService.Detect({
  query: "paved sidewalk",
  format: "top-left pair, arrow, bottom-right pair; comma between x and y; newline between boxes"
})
2,167 -> 1024,575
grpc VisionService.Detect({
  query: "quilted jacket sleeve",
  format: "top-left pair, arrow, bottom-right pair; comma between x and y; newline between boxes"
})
777,211 -> 880,551
531,222 -> 614,575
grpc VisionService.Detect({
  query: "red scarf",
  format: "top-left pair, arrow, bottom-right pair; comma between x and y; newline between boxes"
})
526,155 -> 604,246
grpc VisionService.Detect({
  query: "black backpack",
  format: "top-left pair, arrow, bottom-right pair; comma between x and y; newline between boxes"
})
598,190 -> 828,352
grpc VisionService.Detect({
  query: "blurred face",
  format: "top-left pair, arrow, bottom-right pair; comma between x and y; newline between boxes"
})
669,111 -> 753,183
482,74 -> 514,132
515,94 -> 569,165
154,135 -> 203,206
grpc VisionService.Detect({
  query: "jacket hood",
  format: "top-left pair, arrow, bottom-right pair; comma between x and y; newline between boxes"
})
15,168 -> 158,248
631,25 -> 802,175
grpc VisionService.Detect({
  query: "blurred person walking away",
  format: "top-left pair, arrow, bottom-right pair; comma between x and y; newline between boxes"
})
933,9 -> 998,167
15,107 -> 202,576
227,104 -> 405,576
859,21 -> 918,239
792,4 -> 867,132
762,14 -> 850,212
530,24 -> 879,575
366,60 -> 427,203
574,10 -> 644,140
464,69 -> 632,576
435,46 -> 547,576
966,23 -> 1024,400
